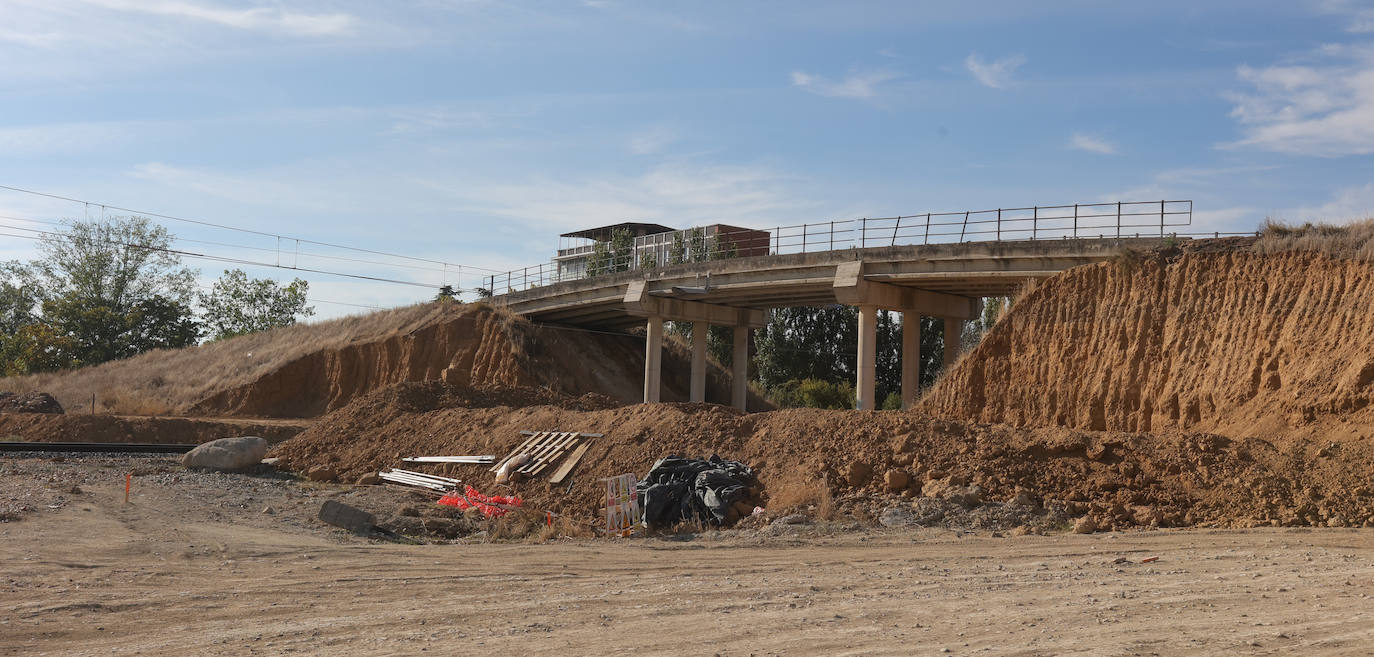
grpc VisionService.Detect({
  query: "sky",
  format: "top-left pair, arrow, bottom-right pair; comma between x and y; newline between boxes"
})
3,0 -> 1374,318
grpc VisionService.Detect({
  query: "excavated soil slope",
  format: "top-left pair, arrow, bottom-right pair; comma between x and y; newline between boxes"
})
271,381 -> 1374,531
922,247 -> 1374,439
5,302 -> 760,418
195,304 -> 759,417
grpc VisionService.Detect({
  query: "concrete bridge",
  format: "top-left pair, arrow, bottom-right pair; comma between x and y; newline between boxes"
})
487,200 -> 1195,411
493,236 -> 1181,411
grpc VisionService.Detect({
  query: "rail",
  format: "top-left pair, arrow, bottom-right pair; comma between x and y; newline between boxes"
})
483,200 -> 1203,295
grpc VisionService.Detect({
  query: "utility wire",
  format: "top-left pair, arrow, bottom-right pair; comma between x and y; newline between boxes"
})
0,226 -> 465,292
0,183 -> 506,274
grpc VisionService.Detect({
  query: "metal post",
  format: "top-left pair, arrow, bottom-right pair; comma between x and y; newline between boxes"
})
924,213 -> 931,244
860,217 -> 867,248
1073,204 -> 1078,239
996,209 -> 1002,241
891,216 -> 900,246
959,211 -> 968,243
1116,201 -> 1122,239
1160,199 -> 1166,237
829,221 -> 834,251
1032,206 -> 1038,240
802,223 -> 807,253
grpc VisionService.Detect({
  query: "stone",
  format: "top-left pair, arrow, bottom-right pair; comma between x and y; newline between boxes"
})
181,436 -> 268,472
1008,488 -> 1038,507
878,507 -> 916,528
0,391 -> 64,414
305,466 -> 338,482
1327,516 -> 1346,528
893,453 -> 914,467
1073,516 -> 1098,534
772,513 -> 811,526
846,462 -> 873,487
922,478 -> 983,508
884,469 -> 909,492
355,473 -> 381,486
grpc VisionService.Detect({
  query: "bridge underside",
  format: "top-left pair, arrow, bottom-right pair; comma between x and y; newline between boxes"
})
494,238 -> 1177,411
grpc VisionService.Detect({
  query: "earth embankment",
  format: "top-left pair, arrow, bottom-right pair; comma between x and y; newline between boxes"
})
921,247 -> 1374,440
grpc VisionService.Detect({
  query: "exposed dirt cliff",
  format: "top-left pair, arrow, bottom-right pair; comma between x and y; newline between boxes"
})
921,246 -> 1374,439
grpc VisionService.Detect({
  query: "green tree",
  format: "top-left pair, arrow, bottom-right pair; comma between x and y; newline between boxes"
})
668,231 -> 687,265
2,216 -> 202,372
435,285 -> 457,303
199,269 -> 314,341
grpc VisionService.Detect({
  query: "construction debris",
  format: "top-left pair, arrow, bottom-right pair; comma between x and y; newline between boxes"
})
491,430 -> 594,482
438,485 -> 523,517
317,500 -> 418,543
637,455 -> 763,529
402,455 -> 496,464
378,468 -> 461,492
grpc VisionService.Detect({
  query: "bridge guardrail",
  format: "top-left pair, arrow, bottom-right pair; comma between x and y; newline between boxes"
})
483,199 -> 1210,295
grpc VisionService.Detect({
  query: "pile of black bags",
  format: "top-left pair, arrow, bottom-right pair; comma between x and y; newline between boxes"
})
636,455 -> 761,529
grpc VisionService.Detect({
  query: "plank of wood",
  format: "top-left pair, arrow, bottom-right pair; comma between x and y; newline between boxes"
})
513,432 -> 561,473
490,431 -> 547,473
520,432 -> 578,475
546,441 -> 591,485
525,434 -> 580,476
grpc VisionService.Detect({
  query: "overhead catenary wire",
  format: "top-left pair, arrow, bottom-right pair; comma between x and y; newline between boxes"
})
0,225 -> 464,292
0,183 -> 506,274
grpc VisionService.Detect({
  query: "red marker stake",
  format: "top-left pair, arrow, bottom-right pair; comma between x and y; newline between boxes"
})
124,473 -> 131,504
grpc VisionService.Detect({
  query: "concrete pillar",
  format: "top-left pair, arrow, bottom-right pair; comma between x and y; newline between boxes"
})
943,317 -> 963,371
856,305 -> 878,410
644,316 -> 663,403
690,321 -> 708,403
732,325 -> 749,411
902,310 -> 921,409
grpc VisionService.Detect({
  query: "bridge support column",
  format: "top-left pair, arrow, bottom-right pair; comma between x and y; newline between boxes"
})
943,317 -> 963,371
644,315 -> 663,403
856,305 -> 878,410
902,311 -> 921,410
690,321 -> 708,403
732,325 -> 749,411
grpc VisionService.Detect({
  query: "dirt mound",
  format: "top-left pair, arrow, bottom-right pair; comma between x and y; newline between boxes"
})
270,381 -> 1374,531
4,301 -> 763,419
0,392 -> 64,414
0,413 -> 306,445
922,245 -> 1374,439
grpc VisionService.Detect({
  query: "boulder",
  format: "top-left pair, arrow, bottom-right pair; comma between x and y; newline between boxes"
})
921,478 -> 984,508
0,391 -> 64,414
1072,516 -> 1098,534
355,472 -> 381,486
845,461 -> 873,487
181,436 -> 268,472
884,469 -> 909,492
306,466 -> 338,482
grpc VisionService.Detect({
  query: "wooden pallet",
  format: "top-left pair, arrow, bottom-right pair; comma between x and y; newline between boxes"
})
490,431 -> 589,479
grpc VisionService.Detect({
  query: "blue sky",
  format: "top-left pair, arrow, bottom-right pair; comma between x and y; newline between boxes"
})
3,1 -> 1374,318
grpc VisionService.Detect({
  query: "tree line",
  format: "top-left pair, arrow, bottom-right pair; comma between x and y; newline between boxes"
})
1,216 -> 314,376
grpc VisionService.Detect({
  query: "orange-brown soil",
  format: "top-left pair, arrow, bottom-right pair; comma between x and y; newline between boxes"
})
922,246 -> 1374,440
270,381 -> 1374,531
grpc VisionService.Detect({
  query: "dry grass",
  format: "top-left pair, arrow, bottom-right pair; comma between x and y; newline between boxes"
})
1,301 -> 476,416
1254,218 -> 1374,261
767,473 -> 836,520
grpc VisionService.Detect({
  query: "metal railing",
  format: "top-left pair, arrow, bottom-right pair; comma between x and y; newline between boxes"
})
484,200 -> 1196,295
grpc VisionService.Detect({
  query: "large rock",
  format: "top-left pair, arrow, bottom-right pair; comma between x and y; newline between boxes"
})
884,469 -> 910,492
181,436 -> 268,472
0,391 -> 64,414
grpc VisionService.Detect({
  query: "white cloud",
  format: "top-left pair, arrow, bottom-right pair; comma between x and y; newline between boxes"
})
964,52 -> 1025,89
1068,133 -> 1116,155
790,69 -> 900,100
1319,0 -> 1374,33
1284,181 -> 1374,221
1223,44 -> 1374,156
79,0 -> 357,37
626,125 -> 679,155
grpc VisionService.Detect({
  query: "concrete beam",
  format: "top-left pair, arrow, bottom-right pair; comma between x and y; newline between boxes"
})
943,317 -> 963,371
833,261 -> 979,319
644,316 -> 663,403
856,305 -> 877,410
624,281 -> 767,327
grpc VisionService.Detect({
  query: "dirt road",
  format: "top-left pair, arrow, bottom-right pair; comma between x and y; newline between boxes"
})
4,473 -> 1374,657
